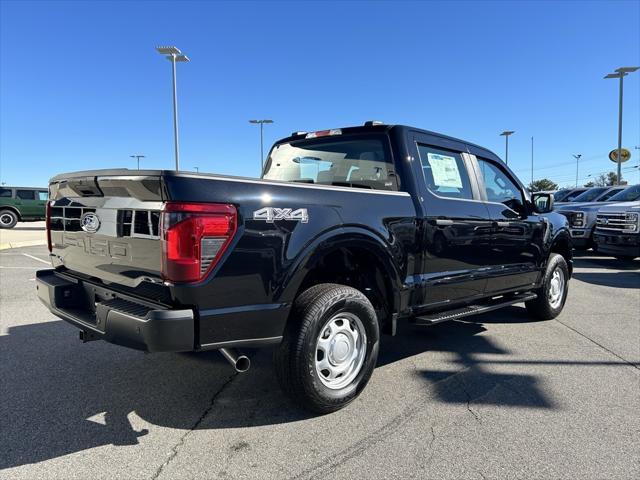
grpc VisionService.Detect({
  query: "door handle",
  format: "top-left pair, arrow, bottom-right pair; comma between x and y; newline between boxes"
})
494,221 -> 510,227
435,219 -> 454,226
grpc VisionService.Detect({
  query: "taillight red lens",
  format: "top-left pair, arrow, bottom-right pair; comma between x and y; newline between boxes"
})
160,202 -> 237,283
46,200 -> 53,252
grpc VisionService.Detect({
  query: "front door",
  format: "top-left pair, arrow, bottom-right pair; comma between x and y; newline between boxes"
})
473,157 -> 546,292
411,137 -> 494,308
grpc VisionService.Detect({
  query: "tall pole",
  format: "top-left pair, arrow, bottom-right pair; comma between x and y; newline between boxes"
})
616,74 -> 624,185
573,154 -> 581,187
505,135 -> 509,166
170,54 -> 180,171
260,122 -> 264,173
530,136 -> 534,187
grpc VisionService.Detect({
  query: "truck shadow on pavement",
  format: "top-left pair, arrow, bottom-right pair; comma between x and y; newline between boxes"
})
572,271 -> 640,289
0,308 -> 629,469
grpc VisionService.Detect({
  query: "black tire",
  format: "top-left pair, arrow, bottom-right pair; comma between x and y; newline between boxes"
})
525,253 -> 569,320
0,210 -> 18,229
274,283 -> 379,414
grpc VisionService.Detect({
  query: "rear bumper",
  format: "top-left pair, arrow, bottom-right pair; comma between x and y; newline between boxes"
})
593,233 -> 640,257
36,269 -> 194,352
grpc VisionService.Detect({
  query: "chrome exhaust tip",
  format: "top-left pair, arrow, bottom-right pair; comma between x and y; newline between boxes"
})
219,348 -> 251,373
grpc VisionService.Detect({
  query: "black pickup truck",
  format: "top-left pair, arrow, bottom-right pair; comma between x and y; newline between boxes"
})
36,123 -> 572,413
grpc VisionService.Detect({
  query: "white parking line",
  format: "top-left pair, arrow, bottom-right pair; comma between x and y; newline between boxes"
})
0,266 -> 43,269
22,253 -> 50,265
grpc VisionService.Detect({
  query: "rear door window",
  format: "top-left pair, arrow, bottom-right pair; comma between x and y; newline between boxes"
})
38,191 -> 49,201
16,189 -> 35,200
416,145 -> 474,200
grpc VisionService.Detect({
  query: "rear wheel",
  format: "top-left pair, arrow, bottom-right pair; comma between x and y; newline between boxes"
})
0,210 -> 18,229
274,283 -> 379,414
526,253 -> 569,320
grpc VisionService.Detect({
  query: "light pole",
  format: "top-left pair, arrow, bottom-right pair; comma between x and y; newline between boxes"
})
130,154 -> 145,170
573,154 -> 581,187
604,66 -> 639,185
530,136 -> 534,187
156,46 -> 190,171
500,131 -> 515,165
194,166 -> 199,173
249,119 -> 274,173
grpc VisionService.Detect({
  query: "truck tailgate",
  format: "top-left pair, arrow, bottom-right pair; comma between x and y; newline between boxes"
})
49,173 -> 165,288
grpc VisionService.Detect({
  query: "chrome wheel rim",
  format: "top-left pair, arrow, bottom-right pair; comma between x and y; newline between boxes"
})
0,213 -> 14,226
315,312 -> 367,390
548,267 -> 565,309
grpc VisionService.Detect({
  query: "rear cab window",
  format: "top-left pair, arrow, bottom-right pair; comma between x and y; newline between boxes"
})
0,188 -> 12,198
38,191 -> 48,201
263,134 -> 398,191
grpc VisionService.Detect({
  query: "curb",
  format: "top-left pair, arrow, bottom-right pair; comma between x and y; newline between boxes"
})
0,240 -> 47,251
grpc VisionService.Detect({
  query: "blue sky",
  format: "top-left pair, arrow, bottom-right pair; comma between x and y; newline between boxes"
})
1,0 -> 639,188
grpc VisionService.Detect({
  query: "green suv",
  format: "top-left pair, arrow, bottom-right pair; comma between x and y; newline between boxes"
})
0,186 -> 48,229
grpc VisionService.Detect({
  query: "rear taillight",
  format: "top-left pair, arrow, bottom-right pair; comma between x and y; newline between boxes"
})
160,202 -> 237,283
46,201 -> 53,252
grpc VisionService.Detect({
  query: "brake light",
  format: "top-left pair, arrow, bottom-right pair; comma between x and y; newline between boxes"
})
46,200 -> 53,252
160,202 -> 237,283
305,129 -> 342,138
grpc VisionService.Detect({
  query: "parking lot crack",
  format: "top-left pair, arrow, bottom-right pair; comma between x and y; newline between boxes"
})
554,319 -> 640,371
150,372 -> 237,480
458,378 -> 482,423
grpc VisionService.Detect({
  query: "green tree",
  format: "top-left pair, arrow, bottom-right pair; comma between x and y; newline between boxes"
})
529,178 -> 559,192
584,181 -> 595,187
591,171 -> 619,186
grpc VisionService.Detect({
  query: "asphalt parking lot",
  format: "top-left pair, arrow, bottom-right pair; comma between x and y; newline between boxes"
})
0,245 -> 638,480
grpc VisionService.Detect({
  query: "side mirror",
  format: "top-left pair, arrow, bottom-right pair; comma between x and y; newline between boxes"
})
531,192 -> 554,214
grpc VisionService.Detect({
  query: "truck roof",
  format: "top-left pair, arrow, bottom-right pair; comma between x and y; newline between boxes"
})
274,123 -> 502,163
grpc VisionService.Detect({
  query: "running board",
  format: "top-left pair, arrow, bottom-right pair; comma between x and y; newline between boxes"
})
413,293 -> 537,326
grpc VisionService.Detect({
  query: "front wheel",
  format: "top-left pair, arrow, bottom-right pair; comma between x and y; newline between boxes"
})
0,210 -> 18,229
274,283 -> 379,414
526,253 -> 569,320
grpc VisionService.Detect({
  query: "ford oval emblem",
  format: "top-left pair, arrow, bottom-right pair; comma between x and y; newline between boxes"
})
81,212 -> 101,233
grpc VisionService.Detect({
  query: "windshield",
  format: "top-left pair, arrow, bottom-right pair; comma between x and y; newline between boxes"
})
572,187 -> 609,202
554,190 -> 572,202
263,135 -> 397,191
597,187 -> 623,201
608,184 -> 640,202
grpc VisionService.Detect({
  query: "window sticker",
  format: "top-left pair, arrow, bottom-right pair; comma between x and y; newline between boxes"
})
426,153 -> 463,188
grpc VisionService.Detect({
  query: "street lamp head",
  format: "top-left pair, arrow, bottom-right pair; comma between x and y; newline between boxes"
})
500,130 -> 515,136
604,73 -> 624,79
249,119 -> 274,124
156,46 -> 182,55
173,54 -> 190,63
615,66 -> 640,74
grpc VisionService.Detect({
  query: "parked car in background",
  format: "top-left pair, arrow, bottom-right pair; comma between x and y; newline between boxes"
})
569,186 -> 626,204
0,186 -> 48,229
554,187 -> 590,205
594,200 -> 640,260
556,184 -> 640,250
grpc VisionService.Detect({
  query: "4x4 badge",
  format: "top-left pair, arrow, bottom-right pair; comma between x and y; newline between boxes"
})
81,212 -> 101,233
253,207 -> 309,223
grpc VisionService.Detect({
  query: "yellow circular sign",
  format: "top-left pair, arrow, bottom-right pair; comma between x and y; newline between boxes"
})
609,148 -> 631,163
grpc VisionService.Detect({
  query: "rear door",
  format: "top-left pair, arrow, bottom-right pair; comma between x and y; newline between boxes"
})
410,133 -> 494,308
14,189 -> 39,217
472,156 -> 545,292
